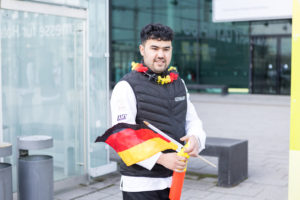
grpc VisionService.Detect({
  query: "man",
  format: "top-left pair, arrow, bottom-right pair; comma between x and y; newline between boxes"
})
111,23 -> 206,200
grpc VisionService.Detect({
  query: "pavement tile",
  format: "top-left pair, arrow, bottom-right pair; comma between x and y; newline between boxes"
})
201,177 -> 218,185
255,185 -> 288,200
184,178 -> 216,191
55,186 -> 96,200
89,174 -> 121,190
97,184 -> 121,195
201,193 -> 224,200
247,171 -> 288,187
208,182 -> 264,197
101,196 -> 122,200
74,191 -> 111,200
182,197 -> 208,200
102,191 -> 123,200
180,189 -> 211,200
213,194 -> 255,200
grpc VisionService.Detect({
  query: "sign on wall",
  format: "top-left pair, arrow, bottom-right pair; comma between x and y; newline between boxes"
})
213,0 -> 292,22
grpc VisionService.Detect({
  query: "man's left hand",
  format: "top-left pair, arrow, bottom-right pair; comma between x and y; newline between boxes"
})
180,135 -> 199,157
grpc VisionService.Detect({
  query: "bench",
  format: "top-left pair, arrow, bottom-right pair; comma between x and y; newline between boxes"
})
199,137 -> 248,187
186,84 -> 228,95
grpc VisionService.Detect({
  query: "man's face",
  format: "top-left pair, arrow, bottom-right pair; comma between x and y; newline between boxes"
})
139,39 -> 172,73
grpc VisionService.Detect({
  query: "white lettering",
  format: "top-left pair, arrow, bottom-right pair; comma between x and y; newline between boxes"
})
1,25 -> 20,39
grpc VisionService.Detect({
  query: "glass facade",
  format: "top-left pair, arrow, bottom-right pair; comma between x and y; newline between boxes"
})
0,0 -> 111,190
250,20 -> 292,94
111,0 -> 250,89
111,0 -> 292,94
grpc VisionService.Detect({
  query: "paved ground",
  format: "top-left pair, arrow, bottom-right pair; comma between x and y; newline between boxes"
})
54,93 -> 290,200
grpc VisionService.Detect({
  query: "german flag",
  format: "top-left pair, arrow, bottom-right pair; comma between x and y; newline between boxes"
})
95,123 -> 178,166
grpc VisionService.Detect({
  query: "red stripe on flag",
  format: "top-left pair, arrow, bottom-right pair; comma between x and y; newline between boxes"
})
106,128 -> 171,152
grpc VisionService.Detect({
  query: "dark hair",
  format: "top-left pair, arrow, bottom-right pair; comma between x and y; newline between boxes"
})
140,23 -> 174,44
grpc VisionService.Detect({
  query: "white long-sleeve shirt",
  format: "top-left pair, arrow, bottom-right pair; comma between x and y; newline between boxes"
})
110,80 -> 206,192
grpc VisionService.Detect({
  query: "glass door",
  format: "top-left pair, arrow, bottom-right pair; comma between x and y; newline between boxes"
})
251,37 -> 277,94
1,9 -> 86,182
0,0 -> 113,187
251,35 -> 291,95
279,37 -> 291,95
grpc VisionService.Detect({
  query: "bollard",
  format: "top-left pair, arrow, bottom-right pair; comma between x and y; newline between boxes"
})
0,142 -> 13,200
17,135 -> 53,200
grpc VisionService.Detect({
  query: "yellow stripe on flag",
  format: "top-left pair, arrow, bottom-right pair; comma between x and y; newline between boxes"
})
118,138 -> 178,166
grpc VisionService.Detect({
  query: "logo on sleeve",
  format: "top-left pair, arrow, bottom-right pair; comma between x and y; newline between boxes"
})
117,114 -> 127,121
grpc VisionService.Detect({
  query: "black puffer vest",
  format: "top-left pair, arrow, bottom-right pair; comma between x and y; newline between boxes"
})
119,70 -> 187,177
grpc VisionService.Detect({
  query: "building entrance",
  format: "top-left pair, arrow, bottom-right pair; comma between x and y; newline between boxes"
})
251,35 -> 291,95
0,0 -> 114,191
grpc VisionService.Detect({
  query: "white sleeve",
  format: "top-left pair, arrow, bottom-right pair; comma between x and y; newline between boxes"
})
182,80 -> 206,152
110,80 -> 160,170
111,81 -> 137,125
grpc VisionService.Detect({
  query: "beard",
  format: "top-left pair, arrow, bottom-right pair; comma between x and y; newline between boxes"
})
153,58 -> 167,68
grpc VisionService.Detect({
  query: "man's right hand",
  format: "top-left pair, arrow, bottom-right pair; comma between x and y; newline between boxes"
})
156,152 -> 187,171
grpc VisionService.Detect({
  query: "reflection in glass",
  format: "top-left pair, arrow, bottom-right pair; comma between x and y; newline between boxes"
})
252,37 -> 277,94
111,0 -> 250,89
1,9 -> 85,187
280,37 -> 291,95
252,36 -> 291,95
250,20 -> 292,36
88,0 -> 109,171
